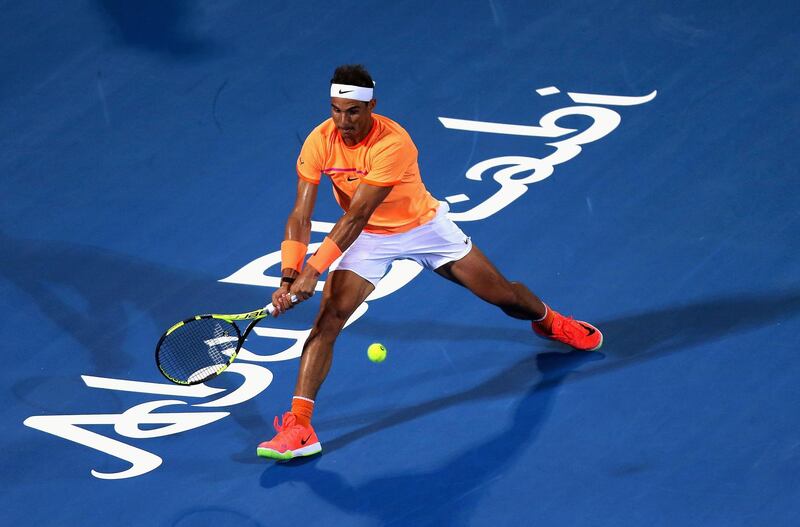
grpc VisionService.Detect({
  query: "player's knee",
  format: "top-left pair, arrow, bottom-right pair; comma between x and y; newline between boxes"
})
307,322 -> 339,348
314,303 -> 352,335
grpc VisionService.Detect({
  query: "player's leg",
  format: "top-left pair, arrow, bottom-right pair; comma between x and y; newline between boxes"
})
434,244 -> 545,320
435,245 -> 602,351
294,269 -> 375,399
257,269 -> 375,461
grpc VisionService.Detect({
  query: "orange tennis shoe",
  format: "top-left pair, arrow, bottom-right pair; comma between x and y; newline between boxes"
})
532,310 -> 603,351
257,412 -> 322,461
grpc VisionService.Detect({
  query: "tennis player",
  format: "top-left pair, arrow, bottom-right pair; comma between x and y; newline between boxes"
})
257,65 -> 603,460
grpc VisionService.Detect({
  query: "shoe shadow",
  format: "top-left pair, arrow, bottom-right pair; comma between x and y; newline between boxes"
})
260,350 -> 602,526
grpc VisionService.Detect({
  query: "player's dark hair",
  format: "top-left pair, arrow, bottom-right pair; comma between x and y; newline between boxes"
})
331,64 -> 375,88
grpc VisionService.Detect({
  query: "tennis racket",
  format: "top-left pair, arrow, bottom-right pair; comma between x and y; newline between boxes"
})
155,296 -> 297,385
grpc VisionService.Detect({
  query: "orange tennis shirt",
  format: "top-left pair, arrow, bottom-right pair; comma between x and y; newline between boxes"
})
296,113 -> 439,234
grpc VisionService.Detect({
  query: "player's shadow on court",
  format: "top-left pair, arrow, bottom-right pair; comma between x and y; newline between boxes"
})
258,289 -> 800,524
260,350 -> 601,526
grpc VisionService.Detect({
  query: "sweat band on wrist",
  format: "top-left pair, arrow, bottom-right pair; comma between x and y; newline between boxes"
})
330,83 -> 374,102
281,240 -> 307,273
306,237 -> 342,274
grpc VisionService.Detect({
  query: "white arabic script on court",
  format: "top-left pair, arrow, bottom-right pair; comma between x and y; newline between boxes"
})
23,87 -> 657,479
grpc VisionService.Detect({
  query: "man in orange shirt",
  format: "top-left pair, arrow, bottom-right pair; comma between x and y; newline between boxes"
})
257,65 -> 602,460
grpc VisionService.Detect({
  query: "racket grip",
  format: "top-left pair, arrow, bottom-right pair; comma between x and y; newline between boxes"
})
266,294 -> 298,315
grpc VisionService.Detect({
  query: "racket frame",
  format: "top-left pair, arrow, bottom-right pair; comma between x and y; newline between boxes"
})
154,307 -> 271,386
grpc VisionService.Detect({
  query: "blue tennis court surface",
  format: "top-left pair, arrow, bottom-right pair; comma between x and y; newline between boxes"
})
3,1 -> 799,525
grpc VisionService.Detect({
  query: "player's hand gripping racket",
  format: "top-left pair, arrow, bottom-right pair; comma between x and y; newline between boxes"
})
155,296 -> 297,385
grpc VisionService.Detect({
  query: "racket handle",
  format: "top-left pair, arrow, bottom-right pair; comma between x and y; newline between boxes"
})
265,294 -> 298,315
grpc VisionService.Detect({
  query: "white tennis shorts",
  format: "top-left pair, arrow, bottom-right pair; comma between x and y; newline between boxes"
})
335,203 -> 473,285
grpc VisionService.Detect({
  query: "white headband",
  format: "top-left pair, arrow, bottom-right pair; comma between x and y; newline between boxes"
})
330,83 -> 374,102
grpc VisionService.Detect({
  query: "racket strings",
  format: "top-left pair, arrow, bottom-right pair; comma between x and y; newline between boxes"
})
157,318 -> 239,384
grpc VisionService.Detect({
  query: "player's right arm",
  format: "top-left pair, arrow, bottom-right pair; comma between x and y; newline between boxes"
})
272,125 -> 327,315
272,178 -> 318,315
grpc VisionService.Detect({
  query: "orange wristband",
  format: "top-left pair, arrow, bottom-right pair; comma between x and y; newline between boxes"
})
281,240 -> 307,272
306,237 -> 342,274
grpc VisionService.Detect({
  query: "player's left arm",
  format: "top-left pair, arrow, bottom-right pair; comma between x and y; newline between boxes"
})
289,183 -> 392,300
330,138 -> 411,249
327,183 -> 392,250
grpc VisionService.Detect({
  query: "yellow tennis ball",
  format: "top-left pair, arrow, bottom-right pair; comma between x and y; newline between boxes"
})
367,342 -> 387,363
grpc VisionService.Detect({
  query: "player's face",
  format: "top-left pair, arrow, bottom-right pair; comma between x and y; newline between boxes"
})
331,98 -> 376,146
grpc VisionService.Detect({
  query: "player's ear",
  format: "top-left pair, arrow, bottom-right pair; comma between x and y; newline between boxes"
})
367,99 -> 376,111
